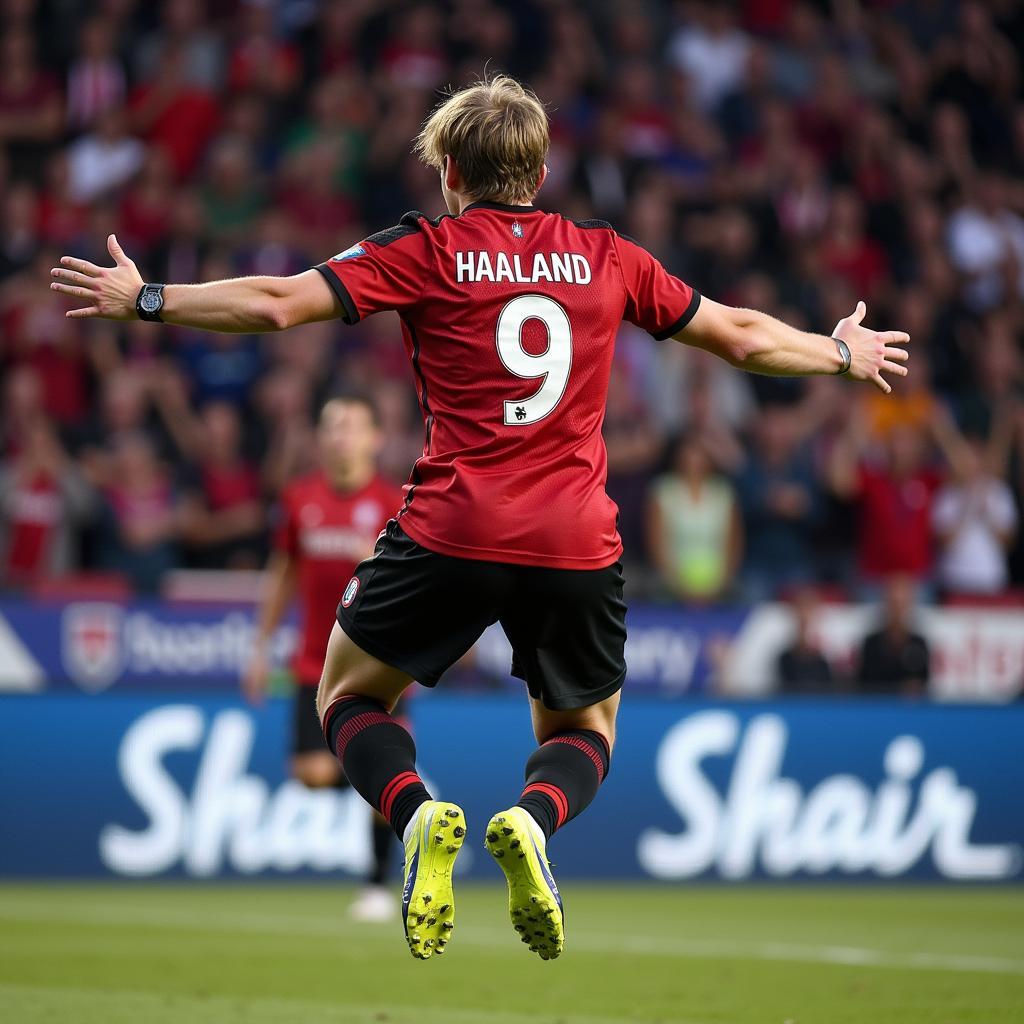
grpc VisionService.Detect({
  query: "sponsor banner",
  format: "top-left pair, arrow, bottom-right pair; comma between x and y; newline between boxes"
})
728,604 -> 1024,701
0,598 -> 1022,699
0,599 -> 298,694
0,599 -> 740,696
0,694 -> 1020,882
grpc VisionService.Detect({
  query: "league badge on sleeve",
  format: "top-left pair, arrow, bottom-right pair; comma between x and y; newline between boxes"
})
341,577 -> 361,608
331,244 -> 366,262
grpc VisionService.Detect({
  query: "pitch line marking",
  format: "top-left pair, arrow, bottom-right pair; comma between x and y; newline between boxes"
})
0,897 -> 1021,977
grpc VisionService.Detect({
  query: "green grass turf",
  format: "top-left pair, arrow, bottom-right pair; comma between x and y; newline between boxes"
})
1,883 -> 1022,1024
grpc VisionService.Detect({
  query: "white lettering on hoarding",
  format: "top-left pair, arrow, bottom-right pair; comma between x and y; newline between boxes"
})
99,707 -> 369,877
638,711 -> 1021,881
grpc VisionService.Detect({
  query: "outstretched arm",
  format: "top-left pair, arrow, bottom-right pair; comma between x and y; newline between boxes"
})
676,298 -> 909,394
50,235 -> 342,333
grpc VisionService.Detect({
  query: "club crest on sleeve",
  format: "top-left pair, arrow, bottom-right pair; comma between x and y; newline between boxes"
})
341,577 -> 360,608
331,244 -> 366,262
512,221 -> 523,238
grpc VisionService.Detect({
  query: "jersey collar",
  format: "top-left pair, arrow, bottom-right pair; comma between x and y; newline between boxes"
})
462,200 -> 540,215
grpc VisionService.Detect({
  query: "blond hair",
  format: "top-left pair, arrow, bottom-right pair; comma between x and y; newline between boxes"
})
414,75 -> 549,205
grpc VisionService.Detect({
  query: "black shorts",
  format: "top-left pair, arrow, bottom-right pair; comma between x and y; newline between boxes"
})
291,687 -> 326,755
336,521 -> 627,711
290,687 -> 411,756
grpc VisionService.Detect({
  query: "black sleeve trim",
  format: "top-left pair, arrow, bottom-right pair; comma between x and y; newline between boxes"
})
366,220 -> 421,247
651,290 -> 702,340
314,264 -> 360,324
573,217 -> 615,231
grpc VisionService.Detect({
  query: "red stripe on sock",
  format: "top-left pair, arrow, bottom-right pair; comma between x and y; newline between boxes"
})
320,694 -> 362,745
380,771 -> 417,812
545,734 -> 606,784
380,771 -> 422,822
522,782 -> 569,829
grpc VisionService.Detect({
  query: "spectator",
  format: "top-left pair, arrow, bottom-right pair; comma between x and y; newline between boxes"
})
179,402 -> 266,569
829,412 -> 946,589
0,29 -> 63,177
128,45 -> 219,179
95,432 -> 180,591
118,149 -> 175,257
856,575 -> 931,696
200,137 -> 266,246
0,416 -> 94,585
226,1 -> 299,98
736,404 -> 821,600
668,3 -> 750,116
0,364 -> 45,456
0,179 -> 40,279
775,589 -> 836,695
134,0 -> 222,92
933,434 -> 1018,596
74,366 -> 166,486
66,16 -> 126,131
947,173 -> 1024,311
1,0 -> 1023,607
66,106 -> 145,203
646,433 -> 742,603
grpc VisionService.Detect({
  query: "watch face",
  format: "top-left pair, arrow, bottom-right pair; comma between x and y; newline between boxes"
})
141,290 -> 162,314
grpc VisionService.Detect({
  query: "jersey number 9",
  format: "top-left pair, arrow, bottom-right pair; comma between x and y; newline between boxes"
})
496,294 -> 573,426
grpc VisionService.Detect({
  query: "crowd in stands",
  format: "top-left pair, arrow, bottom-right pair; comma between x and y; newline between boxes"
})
1,0 -> 1024,610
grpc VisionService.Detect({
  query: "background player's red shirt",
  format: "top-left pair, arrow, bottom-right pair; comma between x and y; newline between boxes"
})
275,471 -> 401,684
316,202 -> 700,569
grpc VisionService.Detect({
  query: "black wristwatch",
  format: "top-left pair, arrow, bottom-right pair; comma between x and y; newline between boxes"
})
136,283 -> 166,323
832,336 -> 852,375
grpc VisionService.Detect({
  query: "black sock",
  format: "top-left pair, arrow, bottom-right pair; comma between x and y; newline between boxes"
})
517,729 -> 611,841
323,695 -> 431,839
370,816 -> 396,885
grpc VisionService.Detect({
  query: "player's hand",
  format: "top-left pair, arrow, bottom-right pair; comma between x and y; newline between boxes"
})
49,234 -> 144,321
832,301 -> 910,394
242,647 -> 271,705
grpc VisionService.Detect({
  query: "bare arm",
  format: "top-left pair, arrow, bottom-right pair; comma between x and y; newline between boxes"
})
241,550 -> 298,704
50,235 -> 342,332
676,297 -> 910,394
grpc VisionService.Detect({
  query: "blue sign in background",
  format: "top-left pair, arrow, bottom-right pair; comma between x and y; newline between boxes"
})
0,599 -> 745,694
2,694 -> 1021,883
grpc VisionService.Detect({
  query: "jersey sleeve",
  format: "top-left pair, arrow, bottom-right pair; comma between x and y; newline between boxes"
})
615,234 -> 701,340
314,214 -> 430,324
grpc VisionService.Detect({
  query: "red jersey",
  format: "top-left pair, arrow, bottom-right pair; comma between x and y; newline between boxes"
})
275,472 -> 402,684
856,464 -> 941,580
316,202 -> 699,569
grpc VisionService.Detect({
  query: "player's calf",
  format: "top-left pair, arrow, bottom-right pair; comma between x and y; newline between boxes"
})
486,725 -> 613,960
516,728 -> 611,841
321,694 -> 431,840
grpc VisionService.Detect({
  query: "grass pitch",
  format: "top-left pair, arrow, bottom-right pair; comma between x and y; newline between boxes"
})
1,883 -> 1021,1023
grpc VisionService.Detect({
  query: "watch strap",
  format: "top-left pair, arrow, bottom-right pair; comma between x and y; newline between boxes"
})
832,336 -> 852,375
136,283 -> 166,323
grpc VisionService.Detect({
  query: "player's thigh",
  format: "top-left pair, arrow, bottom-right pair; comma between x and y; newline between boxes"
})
331,520 -> 507,704
529,689 -> 621,751
501,559 -> 627,719
316,621 -> 414,718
